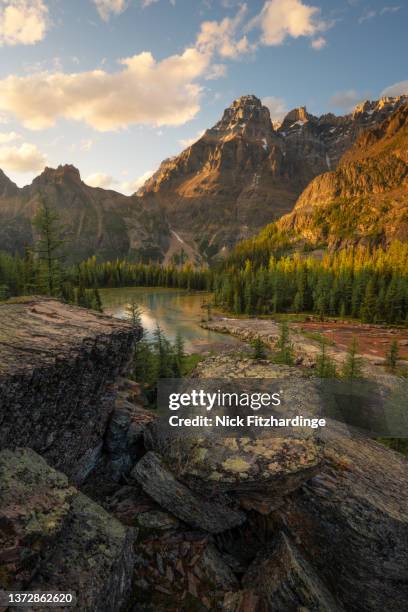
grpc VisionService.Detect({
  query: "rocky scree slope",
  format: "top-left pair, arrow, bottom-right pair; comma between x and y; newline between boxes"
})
138,94 -> 408,260
278,102 -> 408,247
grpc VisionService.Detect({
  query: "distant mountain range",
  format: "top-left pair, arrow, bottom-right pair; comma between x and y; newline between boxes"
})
0,94 -> 407,264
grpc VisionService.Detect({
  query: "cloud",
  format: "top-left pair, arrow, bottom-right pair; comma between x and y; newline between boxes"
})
381,80 -> 408,97
250,0 -> 329,46
85,172 -> 115,188
121,170 -> 154,194
196,4 -> 252,59
0,0 -> 48,46
0,141 -> 46,172
380,6 -> 401,15
80,138 -> 93,151
262,96 -> 287,122
0,130 -> 20,143
179,129 -> 205,148
329,89 -> 365,111
92,0 -> 128,21
311,36 -> 326,50
358,6 -> 400,23
0,47 -> 211,131
358,9 -> 377,23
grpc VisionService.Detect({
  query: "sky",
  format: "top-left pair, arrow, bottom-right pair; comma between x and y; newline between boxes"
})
0,0 -> 406,193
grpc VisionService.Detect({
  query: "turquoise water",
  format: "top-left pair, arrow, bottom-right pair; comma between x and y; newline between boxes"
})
100,287 -> 240,353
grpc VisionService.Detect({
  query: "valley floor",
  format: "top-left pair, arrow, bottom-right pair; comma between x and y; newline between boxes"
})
201,315 -> 408,379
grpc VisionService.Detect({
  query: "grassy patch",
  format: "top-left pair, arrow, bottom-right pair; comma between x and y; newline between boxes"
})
299,329 -> 336,346
377,438 -> 408,457
182,353 -> 205,375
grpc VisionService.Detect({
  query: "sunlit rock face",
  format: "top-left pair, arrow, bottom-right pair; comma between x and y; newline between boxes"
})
278,102 -> 408,247
138,94 -> 408,260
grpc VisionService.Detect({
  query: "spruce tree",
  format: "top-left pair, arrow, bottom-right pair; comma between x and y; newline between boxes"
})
316,338 -> 337,378
386,340 -> 399,371
173,331 -> 186,377
341,337 -> 363,380
33,196 -> 65,296
274,321 -> 295,365
252,337 -> 267,360
126,298 -> 142,329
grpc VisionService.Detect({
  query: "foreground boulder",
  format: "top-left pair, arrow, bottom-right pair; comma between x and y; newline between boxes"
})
0,298 -> 138,483
242,532 -> 344,611
144,422 -> 322,514
0,448 -> 135,612
275,437 -> 408,611
132,451 -> 246,533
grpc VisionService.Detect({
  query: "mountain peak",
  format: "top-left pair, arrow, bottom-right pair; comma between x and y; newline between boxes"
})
35,164 -> 82,186
211,94 -> 272,136
281,106 -> 314,129
0,168 -> 19,197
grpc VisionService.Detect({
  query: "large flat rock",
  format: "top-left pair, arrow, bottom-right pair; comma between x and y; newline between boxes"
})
0,298 -> 138,482
132,451 -> 246,533
144,422 -> 322,514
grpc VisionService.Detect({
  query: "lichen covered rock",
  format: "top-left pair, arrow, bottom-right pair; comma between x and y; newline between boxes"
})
0,298 -> 138,483
0,448 -> 135,612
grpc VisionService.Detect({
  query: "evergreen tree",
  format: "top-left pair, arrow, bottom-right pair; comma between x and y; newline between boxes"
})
92,287 -> 103,312
153,324 -> 173,378
173,331 -> 185,376
341,337 -> 363,380
32,196 -> 65,296
252,337 -> 267,360
360,279 -> 377,323
386,340 -> 399,371
126,298 -> 142,329
316,339 -> 337,378
274,321 -> 295,365
76,283 -> 87,307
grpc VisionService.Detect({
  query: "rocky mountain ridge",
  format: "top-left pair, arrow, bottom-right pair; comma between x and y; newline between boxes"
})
278,102 -> 408,247
138,93 -> 408,260
0,94 -> 406,264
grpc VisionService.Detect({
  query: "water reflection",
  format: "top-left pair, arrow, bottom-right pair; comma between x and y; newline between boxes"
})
100,287 -> 241,353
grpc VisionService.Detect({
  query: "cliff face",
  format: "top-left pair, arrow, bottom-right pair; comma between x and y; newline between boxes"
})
0,298 -> 138,482
0,164 -> 170,263
278,103 -> 408,247
137,94 -> 408,260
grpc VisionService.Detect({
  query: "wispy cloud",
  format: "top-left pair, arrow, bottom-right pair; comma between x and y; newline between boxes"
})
381,80 -> 408,97
311,36 -> 326,50
262,96 -> 287,122
85,172 -> 115,189
121,170 -> 154,193
179,129 -> 205,148
359,5 -> 401,23
92,0 -> 128,21
329,89 -> 366,112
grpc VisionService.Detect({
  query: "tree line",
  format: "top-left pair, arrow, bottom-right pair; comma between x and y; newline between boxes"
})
213,242 -> 408,324
1,197 -> 407,325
